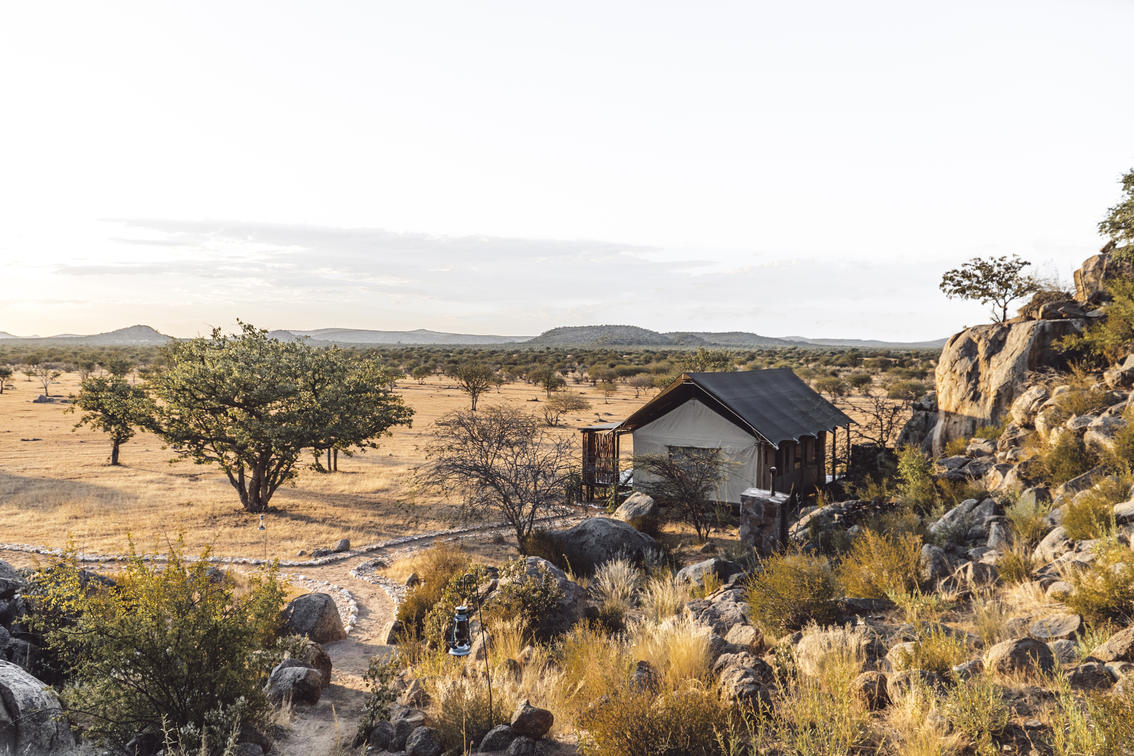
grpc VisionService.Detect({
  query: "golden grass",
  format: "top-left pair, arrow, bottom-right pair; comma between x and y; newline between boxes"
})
0,372 -> 643,557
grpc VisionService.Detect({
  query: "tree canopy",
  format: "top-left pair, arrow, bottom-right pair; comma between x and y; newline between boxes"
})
1100,167 -> 1134,260
149,323 -> 412,512
68,374 -> 153,465
939,254 -> 1038,323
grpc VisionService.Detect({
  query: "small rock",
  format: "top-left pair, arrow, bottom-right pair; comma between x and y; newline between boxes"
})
629,660 -> 659,693
1068,661 -> 1117,691
405,572 -> 421,589
852,670 -> 889,710
404,725 -> 443,756
952,659 -> 984,680
1091,625 -> 1134,663
480,724 -> 517,751
368,721 -> 395,750
984,637 -> 1055,676
264,663 -> 323,705
724,624 -> 762,650
333,538 -> 351,553
1046,581 -> 1073,601
510,699 -> 554,739
1029,614 -> 1081,642
1050,639 -> 1078,665
506,736 -> 539,756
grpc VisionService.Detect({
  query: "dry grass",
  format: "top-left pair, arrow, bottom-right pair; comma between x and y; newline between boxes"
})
0,372 -> 642,557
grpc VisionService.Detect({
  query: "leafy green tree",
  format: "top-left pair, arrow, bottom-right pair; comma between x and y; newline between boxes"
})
1100,168 -> 1134,261
939,254 -> 1038,323
1060,279 -> 1134,364
528,366 -> 566,397
25,547 -> 285,751
411,364 -> 433,384
68,374 -> 153,465
813,375 -> 847,400
149,323 -> 412,512
450,362 -> 498,411
0,365 -> 12,394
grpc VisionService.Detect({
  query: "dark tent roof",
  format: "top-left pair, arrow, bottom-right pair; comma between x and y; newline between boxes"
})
616,368 -> 852,446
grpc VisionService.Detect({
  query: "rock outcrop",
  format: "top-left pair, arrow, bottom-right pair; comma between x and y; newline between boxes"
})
539,517 -> 661,575
0,660 -> 76,755
931,319 -> 1083,454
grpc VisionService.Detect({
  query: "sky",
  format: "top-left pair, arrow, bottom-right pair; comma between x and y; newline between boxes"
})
1,1 -> 1132,341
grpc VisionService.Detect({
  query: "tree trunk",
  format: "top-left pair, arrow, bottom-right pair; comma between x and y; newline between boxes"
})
110,439 -> 120,465
332,448 -> 338,471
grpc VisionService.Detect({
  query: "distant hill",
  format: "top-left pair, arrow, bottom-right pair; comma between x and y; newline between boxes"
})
3,323 -> 945,350
528,325 -> 677,346
281,328 -> 529,345
3,325 -> 173,346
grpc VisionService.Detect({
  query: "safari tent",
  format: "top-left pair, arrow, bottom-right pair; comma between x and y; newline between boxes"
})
581,369 -> 853,504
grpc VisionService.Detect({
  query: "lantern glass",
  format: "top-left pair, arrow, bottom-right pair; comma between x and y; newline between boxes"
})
448,605 -> 472,656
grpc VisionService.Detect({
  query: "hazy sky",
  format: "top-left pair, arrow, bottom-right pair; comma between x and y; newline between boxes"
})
1,1 -> 1132,340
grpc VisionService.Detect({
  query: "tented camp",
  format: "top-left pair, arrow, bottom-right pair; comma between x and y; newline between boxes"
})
581,369 -> 853,504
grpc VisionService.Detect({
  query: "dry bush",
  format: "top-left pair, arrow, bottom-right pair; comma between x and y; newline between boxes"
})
943,436 -> 968,456
394,545 -> 474,639
751,674 -> 872,756
640,572 -> 688,623
746,551 -> 840,635
1063,474 -> 1128,541
1048,671 -> 1134,756
940,674 -> 1010,756
1062,540 -> 1134,624
889,588 -> 956,626
970,590 -> 1014,647
997,541 -> 1038,584
593,558 -> 640,612
554,622 -> 633,724
428,674 -> 514,753
1032,431 -> 1099,486
881,681 -> 962,756
792,623 -> 869,688
1006,493 -> 1054,548
577,683 -> 729,756
628,617 -> 711,687
893,624 -> 970,675
837,529 -> 922,599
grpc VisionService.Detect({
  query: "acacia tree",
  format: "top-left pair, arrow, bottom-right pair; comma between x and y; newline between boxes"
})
635,448 -> 730,540
939,254 -> 1038,323
450,363 -> 498,411
543,392 -> 590,426
528,366 -> 566,397
419,407 -> 577,549
1100,167 -> 1134,260
149,323 -> 413,512
68,374 -> 153,465
0,365 -> 12,394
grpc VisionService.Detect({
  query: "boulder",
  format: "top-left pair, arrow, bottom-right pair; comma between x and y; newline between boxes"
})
480,724 -> 517,751
273,657 -> 331,691
928,499 -> 979,541
539,517 -> 660,575
404,726 -> 443,756
510,700 -> 553,739
918,544 -> 952,584
931,319 -> 1083,455
887,669 -> 945,699
675,558 -> 743,587
1084,415 -> 1127,456
333,538 -> 351,553
281,593 -> 346,643
1104,354 -> 1134,390
1073,250 -> 1134,306
1068,661 -> 1117,691
497,558 -> 586,640
392,708 -> 427,751
1115,500 -> 1134,526
1049,639 -> 1078,665
1034,527 -> 1071,563
613,492 -> 658,532
897,392 -> 938,452
684,588 -> 750,636
1091,625 -> 1134,663
1028,614 -> 1081,642
0,660 -> 75,755
506,736 -> 539,756
265,662 -> 323,705
724,624 -> 761,650
984,638 -> 1055,676
987,519 -> 1012,551
717,660 -> 772,706
851,670 -> 889,710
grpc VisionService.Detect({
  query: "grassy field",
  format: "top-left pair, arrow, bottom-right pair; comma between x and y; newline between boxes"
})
0,371 -> 644,558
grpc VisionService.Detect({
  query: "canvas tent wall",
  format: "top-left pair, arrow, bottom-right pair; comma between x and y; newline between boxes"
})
632,397 -> 763,504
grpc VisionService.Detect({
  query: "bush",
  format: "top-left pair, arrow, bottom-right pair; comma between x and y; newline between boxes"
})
1063,475 -> 1128,540
892,624 -> 969,674
837,530 -> 922,599
578,683 -> 729,756
940,675 -> 1010,756
896,446 -> 937,513
25,547 -> 284,751
430,674 -> 512,752
943,437 -> 968,456
356,655 -> 401,745
492,558 -> 564,638
395,546 -> 472,640
1049,669 -> 1134,756
1064,540 -> 1134,624
1059,278 -> 1134,365
997,543 -> 1037,584
1006,493 -> 1053,547
640,572 -> 688,623
747,674 -> 871,756
746,552 -> 840,635
1034,431 -> 1098,486
422,567 -> 489,650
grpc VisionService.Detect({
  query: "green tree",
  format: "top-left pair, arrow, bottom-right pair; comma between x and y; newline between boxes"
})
1100,168 -> 1134,261
68,374 -> 153,465
543,391 -> 591,426
1060,279 -> 1134,364
450,362 -> 498,411
25,547 -> 285,751
528,366 -> 566,397
411,364 -> 433,384
149,323 -> 412,512
0,365 -> 12,394
939,254 -> 1038,323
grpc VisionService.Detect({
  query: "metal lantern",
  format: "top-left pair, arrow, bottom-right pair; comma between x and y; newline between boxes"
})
258,514 -> 266,531
448,605 -> 472,656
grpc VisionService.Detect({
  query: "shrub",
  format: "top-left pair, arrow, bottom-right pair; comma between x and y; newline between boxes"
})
1063,540 -> 1134,624
628,617 -> 711,687
25,547 -> 284,751
1006,493 -> 1053,547
940,675 -> 1010,756
1034,431 -> 1098,486
429,674 -> 512,752
897,446 -> 938,513
750,675 -> 871,756
792,623 -> 870,688
746,551 -> 840,635
422,567 -> 489,650
395,546 -> 471,639
892,624 -> 969,674
1107,411 -> 1134,472
837,529 -> 922,599
1059,278 -> 1134,365
592,558 -> 640,615
578,683 -> 729,756
640,572 -> 687,623
493,558 -> 564,638
355,655 -> 401,745
1063,475 -> 1128,540
943,436 -> 968,456
1049,670 -> 1134,756
996,542 -> 1037,584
